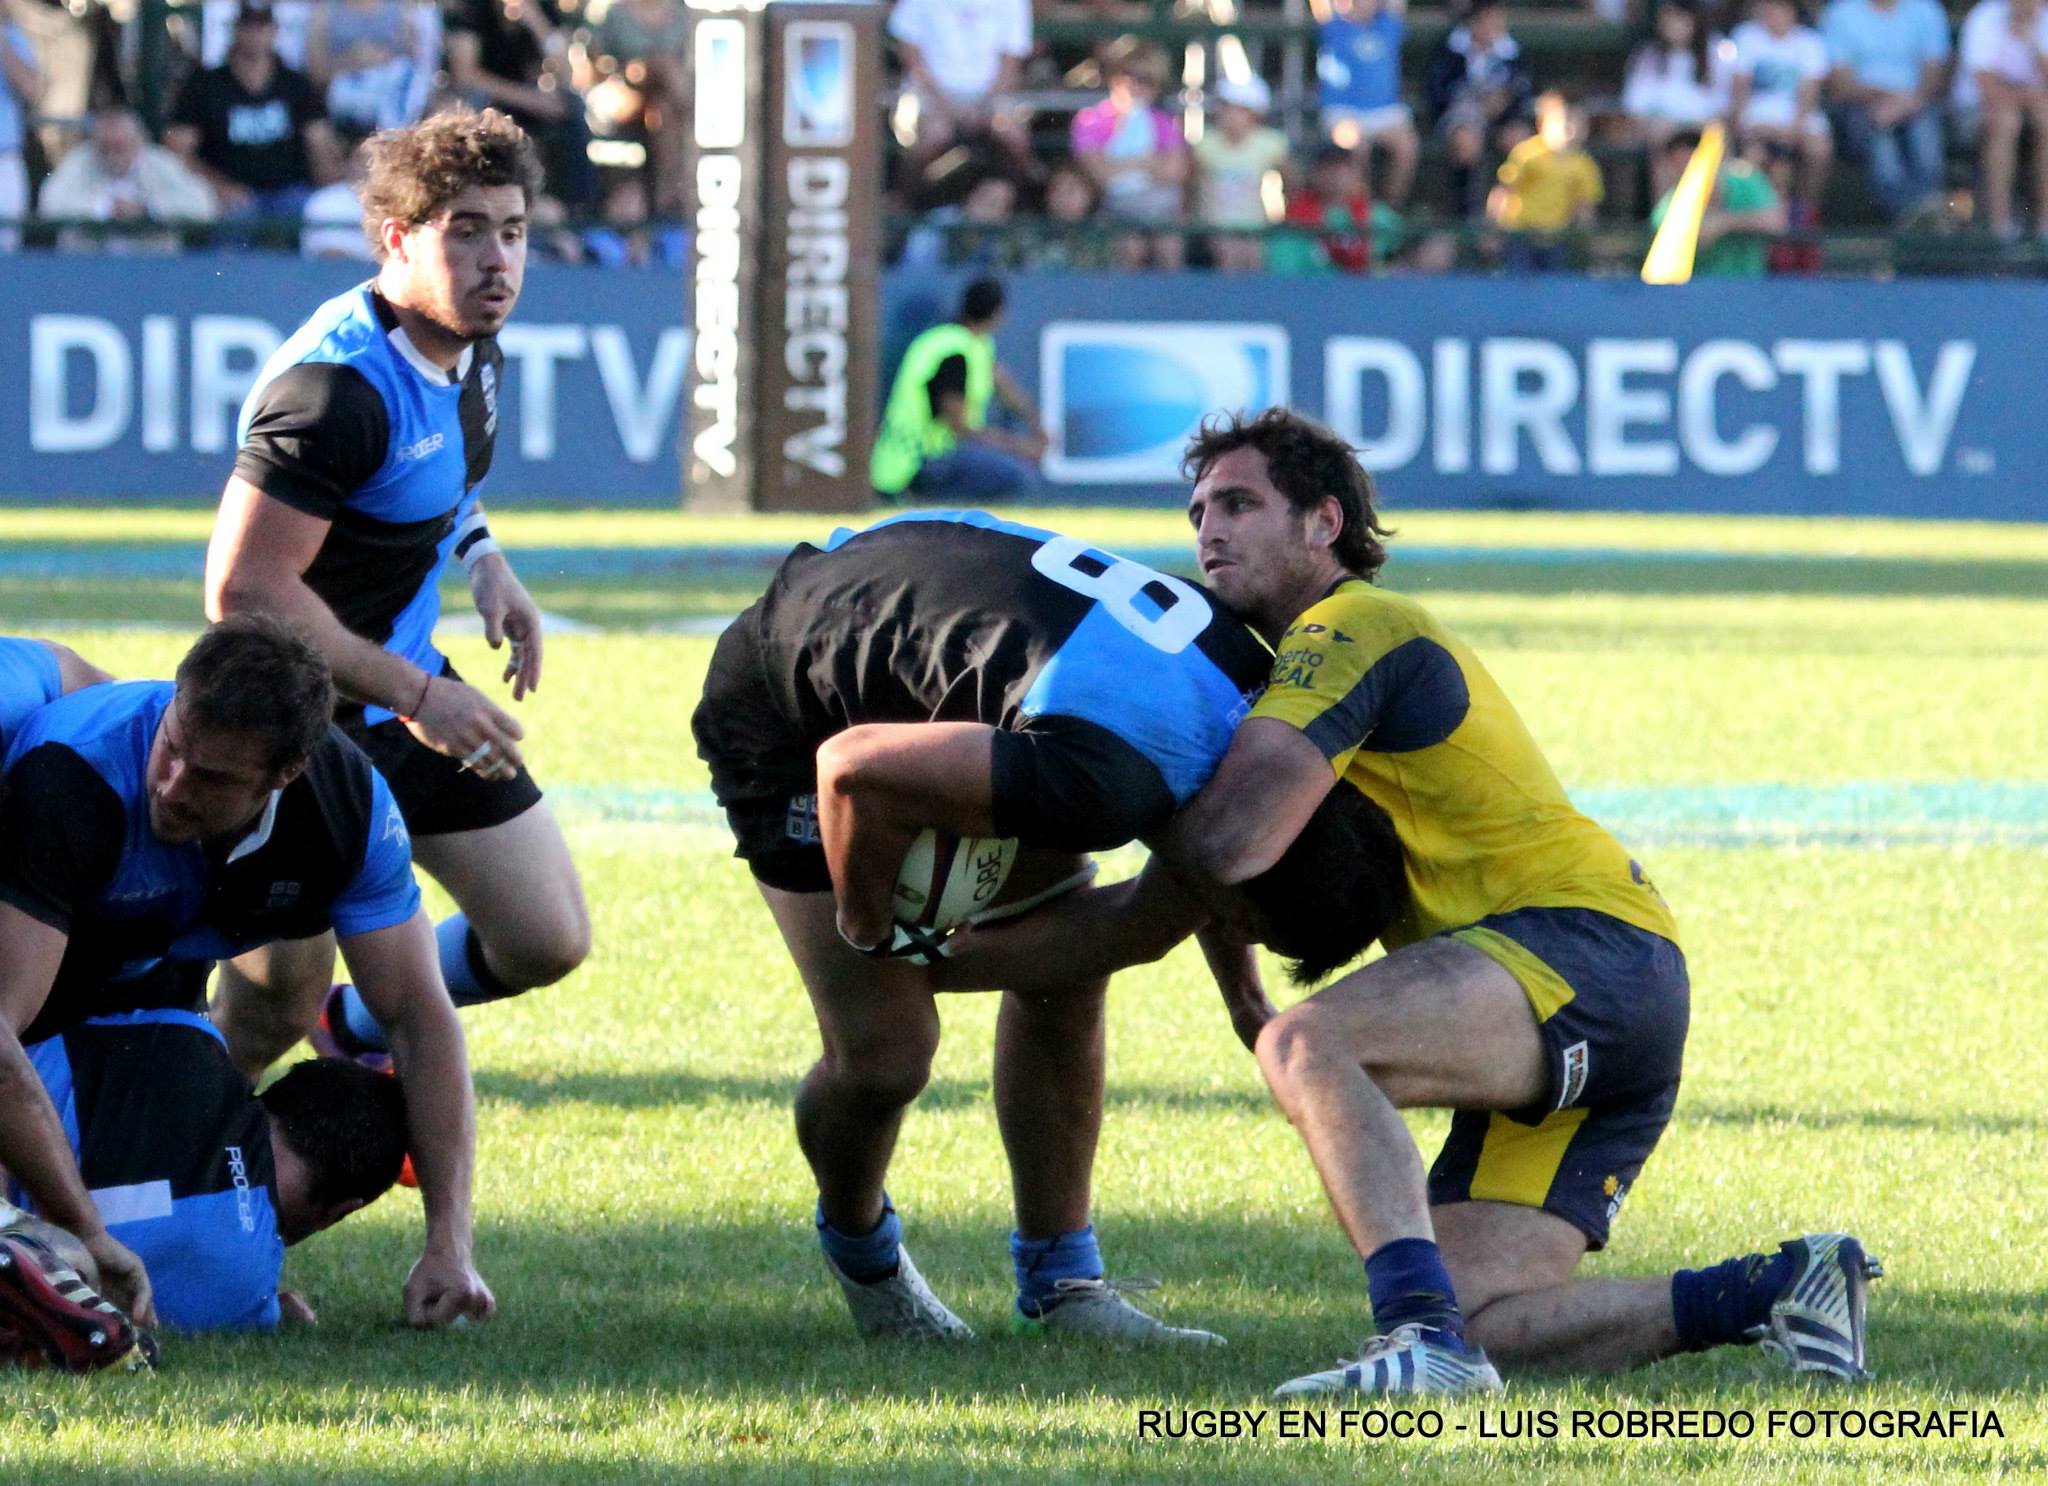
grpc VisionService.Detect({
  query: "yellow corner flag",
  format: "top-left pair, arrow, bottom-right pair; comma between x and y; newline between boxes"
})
1642,123 -> 1726,285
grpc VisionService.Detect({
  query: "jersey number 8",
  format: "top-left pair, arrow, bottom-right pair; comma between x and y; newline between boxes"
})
1030,537 -> 1212,656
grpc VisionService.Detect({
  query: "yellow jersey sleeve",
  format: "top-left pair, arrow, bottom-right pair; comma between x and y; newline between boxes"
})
1249,584 -> 1473,778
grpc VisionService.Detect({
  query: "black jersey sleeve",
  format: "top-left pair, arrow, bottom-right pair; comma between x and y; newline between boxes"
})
0,744 -> 127,934
233,362 -> 391,521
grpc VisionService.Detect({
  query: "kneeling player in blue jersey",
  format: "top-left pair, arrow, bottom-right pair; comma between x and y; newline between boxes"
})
0,617 -> 491,1333
2,1017 -> 407,1366
693,512 -> 1404,1344
203,108 -> 588,1081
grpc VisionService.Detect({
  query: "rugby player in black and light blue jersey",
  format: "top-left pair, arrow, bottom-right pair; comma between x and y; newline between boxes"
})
7,1018 -> 409,1341
201,108 -> 588,1082
0,618 -> 492,1334
694,511 -> 1404,1345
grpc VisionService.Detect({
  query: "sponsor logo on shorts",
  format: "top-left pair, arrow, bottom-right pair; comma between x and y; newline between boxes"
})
1558,1039 -> 1590,1109
785,792 -> 821,845
226,1144 -> 256,1234
266,880 -> 302,911
1604,1173 -> 1629,1224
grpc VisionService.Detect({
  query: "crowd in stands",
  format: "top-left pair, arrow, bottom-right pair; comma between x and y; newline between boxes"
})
1,0 -> 2045,267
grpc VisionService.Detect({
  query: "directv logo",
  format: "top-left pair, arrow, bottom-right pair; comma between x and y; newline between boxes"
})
784,23 -> 854,148
694,20 -> 746,150
1041,322 -> 1289,483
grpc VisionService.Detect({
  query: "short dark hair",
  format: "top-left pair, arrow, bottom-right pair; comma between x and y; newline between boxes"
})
961,276 -> 1005,324
1182,407 -> 1394,581
1242,783 -> 1408,985
260,1057 -> 410,1208
360,108 -> 544,260
175,614 -> 335,773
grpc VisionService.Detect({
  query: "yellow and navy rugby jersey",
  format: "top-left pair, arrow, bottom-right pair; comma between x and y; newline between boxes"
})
1250,580 -> 1679,950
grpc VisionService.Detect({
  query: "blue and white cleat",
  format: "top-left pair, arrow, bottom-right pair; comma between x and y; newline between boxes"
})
1756,1232 -> 1882,1381
1273,1323 -> 1504,1398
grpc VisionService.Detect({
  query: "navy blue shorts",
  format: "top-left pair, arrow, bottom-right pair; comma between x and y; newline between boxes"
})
1427,906 -> 1691,1249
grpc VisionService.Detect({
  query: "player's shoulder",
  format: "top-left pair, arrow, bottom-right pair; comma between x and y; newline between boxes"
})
9,679 -> 166,767
1280,579 -> 1439,654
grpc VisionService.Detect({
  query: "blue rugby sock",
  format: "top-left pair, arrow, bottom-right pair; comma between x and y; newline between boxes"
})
1365,1236 -> 1468,1344
437,915 -> 521,1008
1671,1248 -> 1795,1352
337,983 -> 390,1054
818,1198 -> 902,1284
1012,1225 -> 1103,1317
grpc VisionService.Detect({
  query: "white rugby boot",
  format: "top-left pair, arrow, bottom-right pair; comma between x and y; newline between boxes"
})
825,1246 -> 975,1341
1012,1278 -> 1225,1346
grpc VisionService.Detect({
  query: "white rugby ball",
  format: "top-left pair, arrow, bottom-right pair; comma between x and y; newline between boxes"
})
893,829 -> 1020,933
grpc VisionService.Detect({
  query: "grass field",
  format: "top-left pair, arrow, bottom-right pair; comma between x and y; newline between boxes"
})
0,506 -> 2043,1484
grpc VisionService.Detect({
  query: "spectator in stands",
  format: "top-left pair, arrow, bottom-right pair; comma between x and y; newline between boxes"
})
1822,0 -> 1953,222
580,172 -> 688,268
1316,0 -> 1418,208
304,0 -> 421,140
581,0 -> 688,212
1621,1 -> 1729,198
1071,41 -> 1188,268
299,137 -> 371,260
166,2 -> 340,223
1489,90 -> 1603,271
1953,0 -> 2048,238
1726,0 -> 1833,212
38,106 -> 215,252
888,0 -> 1035,202
0,6 -> 38,253
445,0 -> 596,208
871,276 -> 1046,503
1270,140 -> 1373,273
1649,126 -> 1788,273
1194,74 -> 1290,271
1029,157 -> 1114,269
1424,0 -> 1535,217
902,166 -> 1023,268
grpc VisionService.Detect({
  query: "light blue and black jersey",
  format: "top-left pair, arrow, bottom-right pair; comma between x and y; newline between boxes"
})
697,511 -> 1272,854
0,636 -> 65,749
14,1010 -> 285,1333
234,284 -> 502,723
0,681 -> 421,1043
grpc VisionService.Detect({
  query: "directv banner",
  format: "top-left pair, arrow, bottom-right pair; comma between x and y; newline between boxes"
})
1002,275 -> 2048,520
2,254 -> 691,504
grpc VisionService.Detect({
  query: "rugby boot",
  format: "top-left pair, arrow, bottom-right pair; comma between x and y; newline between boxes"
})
826,1245 -> 975,1341
1012,1277 -> 1225,1346
1273,1323 -> 1504,1398
0,1235 -> 158,1374
1755,1232 -> 1882,1381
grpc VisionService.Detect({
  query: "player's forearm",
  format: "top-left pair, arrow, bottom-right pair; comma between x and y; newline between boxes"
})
936,866 -> 1200,991
381,995 -> 479,1259
209,561 -> 428,714
0,1036 -> 104,1242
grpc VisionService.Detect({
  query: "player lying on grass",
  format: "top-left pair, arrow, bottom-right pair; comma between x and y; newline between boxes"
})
692,511 -> 1405,1344
2,1021 -> 408,1368
0,616 -> 492,1332
203,107 -> 588,1084
942,409 -> 1880,1396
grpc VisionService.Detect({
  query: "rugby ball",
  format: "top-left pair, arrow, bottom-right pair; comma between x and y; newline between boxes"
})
893,829 -> 1019,933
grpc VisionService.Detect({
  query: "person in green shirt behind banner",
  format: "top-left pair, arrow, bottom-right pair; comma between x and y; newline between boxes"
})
871,278 -> 1048,503
1649,130 -> 1789,278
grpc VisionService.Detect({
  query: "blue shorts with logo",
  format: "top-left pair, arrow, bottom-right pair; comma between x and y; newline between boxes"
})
1426,906 -> 1691,1249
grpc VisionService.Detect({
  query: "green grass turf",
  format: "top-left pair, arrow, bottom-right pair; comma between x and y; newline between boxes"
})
0,513 -> 2044,1483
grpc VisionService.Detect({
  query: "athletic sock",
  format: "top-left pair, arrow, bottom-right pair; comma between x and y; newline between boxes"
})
1364,1236 -> 1469,1345
1670,1247 -> 1796,1351
438,914 -> 522,1008
817,1197 -> 902,1284
1012,1225 -> 1104,1317
336,983 -> 391,1054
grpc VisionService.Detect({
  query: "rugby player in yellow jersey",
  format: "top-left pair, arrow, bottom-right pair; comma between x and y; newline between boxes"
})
943,408 -> 1878,1396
